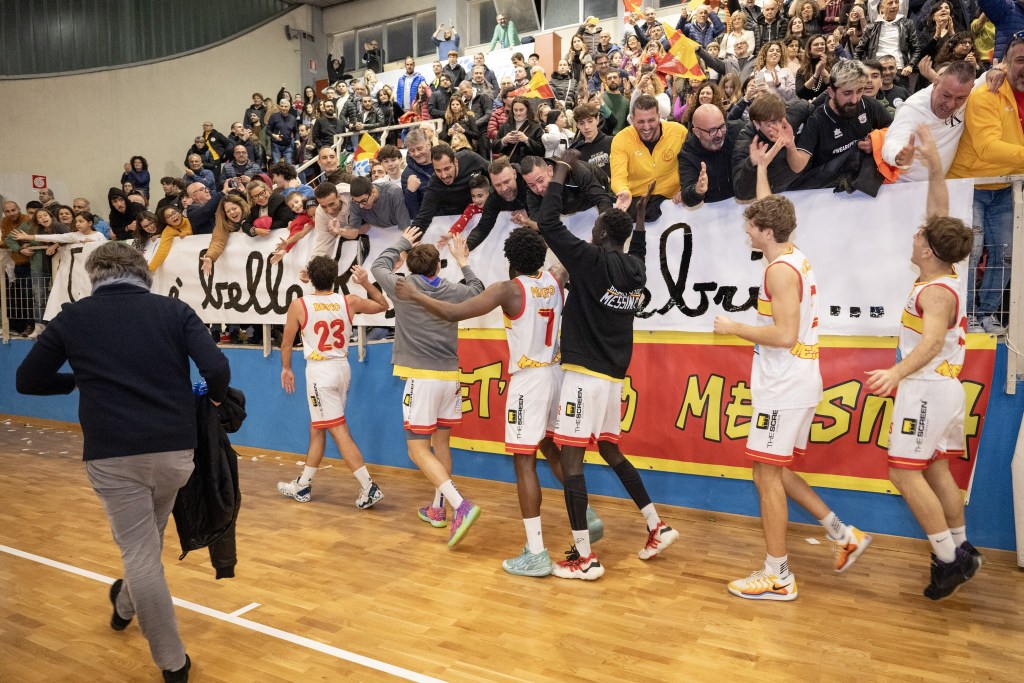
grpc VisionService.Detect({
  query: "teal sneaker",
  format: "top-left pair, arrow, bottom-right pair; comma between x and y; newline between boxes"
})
447,500 -> 481,548
586,506 -> 604,543
502,546 -> 553,577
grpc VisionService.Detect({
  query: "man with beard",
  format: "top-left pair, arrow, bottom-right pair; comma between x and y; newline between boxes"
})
679,104 -> 738,206
428,75 -> 454,120
227,122 -> 261,169
610,95 -> 686,221
472,52 -> 500,94
602,71 -> 631,135
786,60 -> 893,180
401,128 -> 436,217
396,57 -> 426,110
311,100 -> 345,152
877,55 -> 911,112
410,144 -> 488,230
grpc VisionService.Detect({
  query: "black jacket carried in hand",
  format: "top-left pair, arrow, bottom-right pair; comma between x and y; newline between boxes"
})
172,387 -> 245,578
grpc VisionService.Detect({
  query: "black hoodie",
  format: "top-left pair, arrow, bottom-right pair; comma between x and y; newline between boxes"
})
107,188 -> 143,240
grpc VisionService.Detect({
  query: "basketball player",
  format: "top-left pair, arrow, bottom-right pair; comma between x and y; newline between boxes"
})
370,227 -> 486,547
394,228 -> 604,577
537,150 -> 678,581
866,126 -> 981,600
277,256 -> 389,507
713,139 -> 871,601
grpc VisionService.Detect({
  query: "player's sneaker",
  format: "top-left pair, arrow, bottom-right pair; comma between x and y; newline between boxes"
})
586,506 -> 604,543
277,477 -> 311,503
961,541 -> 983,579
833,525 -> 873,573
728,568 -> 798,601
551,546 -> 605,580
638,522 -> 679,560
924,548 -> 974,600
447,500 -> 481,548
502,546 -> 553,577
355,482 -> 383,509
417,505 -> 447,528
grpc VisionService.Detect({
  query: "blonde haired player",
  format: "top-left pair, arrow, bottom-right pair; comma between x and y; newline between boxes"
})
866,126 -> 981,600
713,137 -> 871,601
277,256 -> 389,506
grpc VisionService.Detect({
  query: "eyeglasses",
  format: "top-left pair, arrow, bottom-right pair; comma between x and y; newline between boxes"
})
251,190 -> 269,200
353,196 -> 372,206
693,123 -> 727,137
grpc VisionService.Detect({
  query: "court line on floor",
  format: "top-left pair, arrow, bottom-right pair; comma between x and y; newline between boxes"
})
229,602 -> 261,617
0,544 -> 446,683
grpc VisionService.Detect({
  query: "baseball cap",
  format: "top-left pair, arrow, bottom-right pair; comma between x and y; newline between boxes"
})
586,16 -> 600,25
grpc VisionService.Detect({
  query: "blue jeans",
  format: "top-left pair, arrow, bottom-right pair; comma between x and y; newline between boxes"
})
969,187 -> 1014,317
271,140 -> 294,164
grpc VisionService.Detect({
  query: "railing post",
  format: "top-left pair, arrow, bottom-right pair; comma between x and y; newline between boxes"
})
1007,179 -> 1023,394
1,257 -> 9,344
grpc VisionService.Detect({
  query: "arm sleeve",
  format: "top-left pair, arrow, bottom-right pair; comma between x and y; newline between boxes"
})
679,149 -> 704,207
609,132 -> 629,195
697,47 -> 728,75
467,199 -> 500,250
148,228 -> 179,271
627,230 -> 646,260
411,183 -> 441,229
966,91 -> 1024,167
537,182 -> 595,268
575,163 -> 614,212
450,265 -> 486,300
15,320 -> 76,395
369,237 -> 411,298
204,226 -> 229,263
311,209 -> 339,257
183,305 -> 231,403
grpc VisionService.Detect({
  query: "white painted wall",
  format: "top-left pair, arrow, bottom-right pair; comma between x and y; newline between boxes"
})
0,6 -> 312,213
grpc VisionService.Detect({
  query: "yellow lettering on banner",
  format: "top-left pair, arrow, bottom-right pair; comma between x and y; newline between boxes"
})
723,381 -> 752,440
459,361 -> 504,418
859,394 -> 894,449
812,380 -> 859,443
620,376 -> 638,432
963,381 -> 983,446
675,374 -> 724,443
311,303 -> 342,312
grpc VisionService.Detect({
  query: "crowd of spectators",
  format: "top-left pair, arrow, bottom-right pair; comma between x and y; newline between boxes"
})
2,0 -> 1021,342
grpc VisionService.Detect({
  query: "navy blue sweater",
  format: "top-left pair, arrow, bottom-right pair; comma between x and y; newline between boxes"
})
16,283 -> 230,460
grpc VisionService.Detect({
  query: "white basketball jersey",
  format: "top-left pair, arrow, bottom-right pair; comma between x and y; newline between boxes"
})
751,246 -> 823,409
897,268 -> 966,381
504,272 -> 563,374
300,292 -> 352,361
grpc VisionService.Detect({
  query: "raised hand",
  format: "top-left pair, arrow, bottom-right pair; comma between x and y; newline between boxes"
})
448,232 -> 469,267
895,132 -> 916,167
695,162 -> 708,195
350,264 -> 371,286
401,226 -> 423,245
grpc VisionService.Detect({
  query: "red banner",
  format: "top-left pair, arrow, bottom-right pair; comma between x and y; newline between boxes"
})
453,331 -> 997,494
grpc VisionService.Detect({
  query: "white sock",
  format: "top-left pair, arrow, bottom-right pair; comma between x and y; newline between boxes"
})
949,525 -> 967,547
438,480 -> 463,509
432,488 -> 445,509
819,511 -> 848,542
523,517 -> 544,555
765,554 -> 790,578
640,503 -> 661,531
928,531 -> 957,563
298,466 -> 318,486
353,466 -> 371,489
572,530 -> 592,558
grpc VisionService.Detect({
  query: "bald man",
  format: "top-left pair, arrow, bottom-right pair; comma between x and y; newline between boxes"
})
677,104 -> 738,206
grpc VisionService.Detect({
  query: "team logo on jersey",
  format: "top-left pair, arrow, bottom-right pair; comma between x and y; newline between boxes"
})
403,393 -> 411,406
507,409 -> 518,424
565,402 -> 577,417
858,113 -> 867,124
833,128 -> 843,139
309,394 -> 320,408
756,413 -> 770,429
901,418 -> 917,435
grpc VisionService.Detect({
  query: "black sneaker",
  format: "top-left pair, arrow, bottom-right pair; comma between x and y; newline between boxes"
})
162,654 -> 191,682
960,541 -> 983,579
923,549 -> 971,601
109,579 -> 132,631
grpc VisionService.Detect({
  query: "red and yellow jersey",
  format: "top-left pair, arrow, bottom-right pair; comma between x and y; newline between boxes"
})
752,246 -> 823,409
897,268 -> 966,381
504,271 -> 563,374
300,293 -> 352,361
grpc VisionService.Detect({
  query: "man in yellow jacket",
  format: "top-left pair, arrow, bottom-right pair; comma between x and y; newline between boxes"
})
610,94 -> 687,222
947,36 -> 1024,335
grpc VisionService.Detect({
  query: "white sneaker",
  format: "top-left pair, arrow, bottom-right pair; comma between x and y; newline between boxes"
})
638,522 -> 680,560
967,315 -> 984,333
277,477 -> 311,502
355,482 -> 383,509
727,568 -> 798,601
27,323 -> 45,339
980,315 -> 1006,335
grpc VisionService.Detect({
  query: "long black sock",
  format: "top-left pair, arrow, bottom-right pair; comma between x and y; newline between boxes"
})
613,460 -> 652,510
563,474 -> 589,533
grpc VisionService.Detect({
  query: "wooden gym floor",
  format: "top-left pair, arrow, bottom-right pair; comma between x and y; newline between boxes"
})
1,415 -> 1022,682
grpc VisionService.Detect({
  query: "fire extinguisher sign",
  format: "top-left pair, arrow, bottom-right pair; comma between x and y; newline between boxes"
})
32,175 -> 47,189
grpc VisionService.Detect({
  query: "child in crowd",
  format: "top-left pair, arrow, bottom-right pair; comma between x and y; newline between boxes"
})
270,193 -> 318,264
437,174 -> 491,249
376,145 -> 405,186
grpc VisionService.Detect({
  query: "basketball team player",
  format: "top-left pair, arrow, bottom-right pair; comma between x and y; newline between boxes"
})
371,227 -> 486,547
713,139 -> 871,601
394,228 -> 604,577
866,126 -> 981,600
277,257 -> 389,507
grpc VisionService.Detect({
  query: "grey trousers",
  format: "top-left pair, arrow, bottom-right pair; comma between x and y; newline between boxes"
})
86,450 -> 194,672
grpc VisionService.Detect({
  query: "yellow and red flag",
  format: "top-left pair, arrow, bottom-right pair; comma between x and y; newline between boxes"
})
508,70 -> 555,99
623,0 -> 642,17
656,31 -> 704,80
354,133 -> 380,161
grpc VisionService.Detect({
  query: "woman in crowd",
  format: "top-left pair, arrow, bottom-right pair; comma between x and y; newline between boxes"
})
301,102 -> 317,128
374,85 -> 405,145
246,180 -> 293,232
622,33 -> 644,78
826,32 -> 852,61
541,109 -> 573,158
133,211 -> 160,253
929,30 -> 982,79
795,34 -> 833,100
410,82 -> 433,121
630,70 -> 671,120
148,205 -> 192,272
756,40 -> 797,101
567,34 -> 590,82
494,96 -> 543,164
56,205 -> 75,231
719,72 -> 743,114
721,12 -> 756,58
549,59 -> 577,109
303,85 -> 317,109
107,187 -> 142,240
363,69 -> 379,96
13,210 -> 107,253
121,156 -> 151,198
819,0 -> 846,36
183,153 -> 216,192
200,194 -> 265,275
440,97 -> 481,154
6,208 -> 60,338
918,2 -> 958,67
794,2 -> 822,35
786,16 -> 806,42
682,81 -> 724,127
784,35 -> 804,73
487,88 -> 515,144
